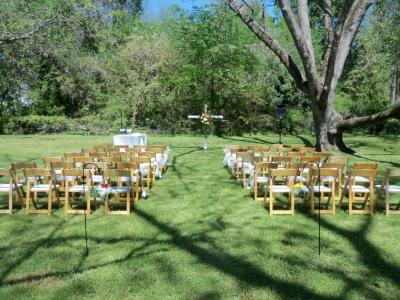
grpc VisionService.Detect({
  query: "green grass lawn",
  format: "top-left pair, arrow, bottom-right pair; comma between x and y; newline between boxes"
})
0,133 -> 399,299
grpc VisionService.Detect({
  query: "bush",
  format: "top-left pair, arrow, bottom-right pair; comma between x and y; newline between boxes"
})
383,119 -> 400,134
3,115 -> 114,135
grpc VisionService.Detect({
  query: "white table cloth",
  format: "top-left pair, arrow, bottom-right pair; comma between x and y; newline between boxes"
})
113,133 -> 147,148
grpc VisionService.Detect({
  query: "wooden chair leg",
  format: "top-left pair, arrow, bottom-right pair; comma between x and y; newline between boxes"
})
269,192 -> 274,215
8,190 -> 13,214
48,191 -> 52,216
64,191 -> 69,214
290,192 -> 295,215
385,190 -> 390,216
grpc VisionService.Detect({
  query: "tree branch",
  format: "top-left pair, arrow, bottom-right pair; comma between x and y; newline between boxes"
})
277,0 -> 318,90
321,0 -> 374,102
227,0 -> 308,92
0,14 -> 59,46
337,103 -> 400,131
319,0 -> 333,80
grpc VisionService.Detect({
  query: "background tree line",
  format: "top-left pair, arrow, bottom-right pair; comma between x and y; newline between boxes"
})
0,0 -> 398,137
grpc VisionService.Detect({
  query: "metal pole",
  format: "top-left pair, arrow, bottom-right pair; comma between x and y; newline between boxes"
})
279,118 -> 282,144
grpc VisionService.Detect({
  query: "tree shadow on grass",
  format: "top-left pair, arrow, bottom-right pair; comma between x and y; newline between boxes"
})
297,211 -> 400,298
134,209 -> 334,299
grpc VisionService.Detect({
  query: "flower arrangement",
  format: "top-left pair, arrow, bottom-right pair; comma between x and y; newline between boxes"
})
93,183 -> 111,199
293,183 -> 309,197
201,112 -> 211,125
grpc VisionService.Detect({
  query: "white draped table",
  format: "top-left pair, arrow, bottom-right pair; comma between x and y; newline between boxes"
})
113,133 -> 147,147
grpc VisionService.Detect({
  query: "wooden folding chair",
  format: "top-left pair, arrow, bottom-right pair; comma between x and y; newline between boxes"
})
95,144 -> 109,152
290,144 -> 305,151
266,168 -> 297,215
81,148 -> 96,156
270,144 -> 284,152
321,163 -> 346,200
50,161 -> 75,192
271,156 -> 292,168
116,162 -> 141,204
287,152 -> 305,163
236,152 -> 254,188
308,167 -> 339,214
11,161 -> 38,185
103,169 -> 133,215
376,169 -> 400,216
343,169 -> 377,215
24,168 -> 60,216
253,162 -> 278,201
43,157 -> 63,168
73,156 -> 93,168
89,152 -> 108,162
63,169 -> 95,215
64,152 -> 82,162
130,157 -> 152,191
300,147 -> 316,155
312,152 -> 331,162
0,168 -> 23,214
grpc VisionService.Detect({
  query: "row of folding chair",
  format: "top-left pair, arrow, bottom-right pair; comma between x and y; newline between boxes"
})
251,162 -> 400,216
0,166 -> 141,215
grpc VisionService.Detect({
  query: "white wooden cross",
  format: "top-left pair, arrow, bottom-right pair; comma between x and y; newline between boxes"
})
188,104 -> 223,150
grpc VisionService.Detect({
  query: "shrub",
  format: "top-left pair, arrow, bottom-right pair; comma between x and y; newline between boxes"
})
383,119 -> 400,134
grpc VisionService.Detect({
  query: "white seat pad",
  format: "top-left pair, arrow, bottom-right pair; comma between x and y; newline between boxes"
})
31,184 -> 60,191
270,185 -> 291,193
376,185 -> 400,193
120,176 -> 138,183
69,185 -> 90,192
0,183 -> 23,191
110,186 -> 129,193
347,175 -> 370,183
294,176 -> 307,182
256,176 -> 270,183
310,185 -> 332,193
350,185 -> 370,193
92,175 -> 104,183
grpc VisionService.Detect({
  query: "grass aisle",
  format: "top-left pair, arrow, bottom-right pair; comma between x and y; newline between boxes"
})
0,135 -> 399,299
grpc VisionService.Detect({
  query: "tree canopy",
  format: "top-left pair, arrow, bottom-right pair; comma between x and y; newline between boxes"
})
0,0 -> 399,146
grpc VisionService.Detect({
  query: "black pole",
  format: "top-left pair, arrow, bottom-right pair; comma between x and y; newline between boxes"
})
302,161 -> 321,255
279,118 -> 282,144
81,162 -> 101,257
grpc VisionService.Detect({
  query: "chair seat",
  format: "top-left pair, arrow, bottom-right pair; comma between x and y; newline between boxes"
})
256,176 -> 269,183
310,185 -> 332,193
376,185 -> 400,193
69,185 -> 90,192
294,176 -> 307,182
322,176 -> 337,182
110,186 -> 130,193
270,185 -> 291,193
120,176 -> 138,183
19,176 -> 45,184
0,183 -> 22,191
347,175 -> 370,183
31,184 -> 60,192
349,185 -> 370,193
92,175 -> 104,183
56,176 -> 77,182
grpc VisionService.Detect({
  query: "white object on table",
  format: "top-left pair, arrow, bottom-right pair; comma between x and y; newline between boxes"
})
113,133 -> 147,148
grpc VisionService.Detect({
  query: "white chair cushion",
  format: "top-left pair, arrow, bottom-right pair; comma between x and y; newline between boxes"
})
120,176 -> 138,183
270,185 -> 291,193
19,176 -> 45,184
376,185 -> 400,193
322,176 -> 337,182
294,176 -> 307,182
31,184 -> 60,191
69,185 -> 90,192
256,176 -> 269,183
56,176 -> 77,182
110,186 -> 129,193
350,185 -> 370,193
0,183 -> 23,191
92,175 -> 104,183
347,175 -> 370,183
311,185 -> 332,193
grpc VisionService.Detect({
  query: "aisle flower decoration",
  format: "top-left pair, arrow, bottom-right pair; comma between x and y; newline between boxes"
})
293,182 -> 309,198
92,183 -> 112,200
201,112 -> 211,125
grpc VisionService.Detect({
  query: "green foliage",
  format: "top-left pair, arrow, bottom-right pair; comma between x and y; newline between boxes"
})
383,119 -> 400,135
